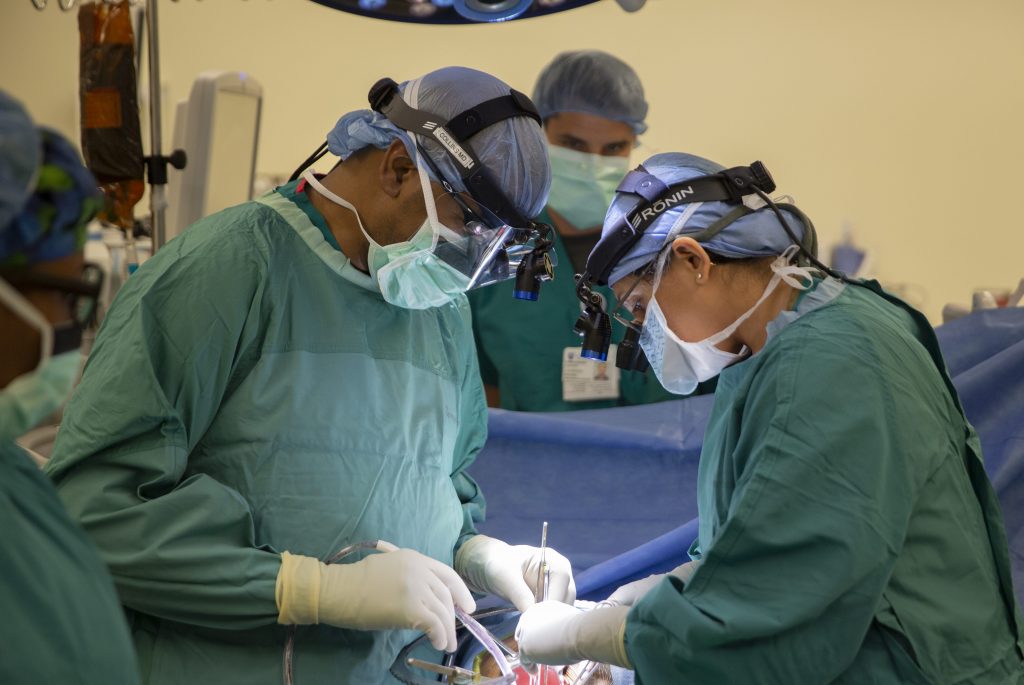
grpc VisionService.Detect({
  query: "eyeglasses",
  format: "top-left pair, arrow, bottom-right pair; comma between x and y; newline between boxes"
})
606,258 -> 659,330
0,263 -> 104,330
606,245 -> 719,330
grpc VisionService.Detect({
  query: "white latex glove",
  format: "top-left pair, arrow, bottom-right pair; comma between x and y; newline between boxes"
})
455,534 -> 575,612
516,601 -> 631,668
606,559 -> 701,607
275,549 -> 475,653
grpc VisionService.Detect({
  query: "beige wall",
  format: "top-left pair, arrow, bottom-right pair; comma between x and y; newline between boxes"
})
3,0 -> 1023,321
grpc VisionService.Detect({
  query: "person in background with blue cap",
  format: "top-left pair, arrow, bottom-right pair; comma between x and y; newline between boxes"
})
0,90 -> 140,684
45,67 -> 575,684
469,50 -> 678,411
516,152 -> 1024,682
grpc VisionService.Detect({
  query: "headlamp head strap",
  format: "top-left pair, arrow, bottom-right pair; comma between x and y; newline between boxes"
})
368,77 -> 541,228
686,205 -> 753,245
581,161 -> 777,286
445,91 -> 541,140
616,167 -> 669,202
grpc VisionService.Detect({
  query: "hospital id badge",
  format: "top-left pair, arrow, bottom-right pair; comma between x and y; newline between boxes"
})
562,345 -> 620,402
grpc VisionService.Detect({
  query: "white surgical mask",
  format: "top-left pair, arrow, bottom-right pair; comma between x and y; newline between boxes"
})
302,170 -> 470,310
0,278 -> 82,440
640,246 -> 815,394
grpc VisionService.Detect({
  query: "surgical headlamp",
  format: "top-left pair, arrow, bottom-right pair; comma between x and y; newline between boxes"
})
367,76 -> 555,300
307,0 -> 647,24
574,161 -> 816,368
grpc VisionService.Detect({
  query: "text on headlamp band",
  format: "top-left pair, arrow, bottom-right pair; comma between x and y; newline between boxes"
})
628,185 -> 695,229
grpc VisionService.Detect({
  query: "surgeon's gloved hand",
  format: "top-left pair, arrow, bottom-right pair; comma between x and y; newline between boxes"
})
606,559 -> 701,607
455,534 -> 575,612
516,601 -> 631,669
275,549 -> 475,653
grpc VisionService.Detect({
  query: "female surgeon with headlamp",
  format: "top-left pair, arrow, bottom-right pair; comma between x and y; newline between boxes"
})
516,152 -> 1024,683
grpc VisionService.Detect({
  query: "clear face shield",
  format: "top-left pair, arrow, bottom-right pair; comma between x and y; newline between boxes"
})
371,74 -> 556,301
289,75 -> 556,305
415,147 -> 555,294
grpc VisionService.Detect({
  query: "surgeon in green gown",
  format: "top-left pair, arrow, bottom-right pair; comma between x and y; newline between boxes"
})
45,67 -> 576,685
0,91 -> 139,684
469,50 -> 677,411
516,152 -> 1024,683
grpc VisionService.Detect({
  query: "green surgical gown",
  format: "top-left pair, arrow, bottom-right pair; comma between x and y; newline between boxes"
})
467,209 -> 676,412
45,181 -> 488,684
0,439 -> 139,684
625,280 -> 1024,683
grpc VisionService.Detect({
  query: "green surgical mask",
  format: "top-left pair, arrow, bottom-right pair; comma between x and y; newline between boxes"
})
303,171 -> 470,310
0,350 -> 82,441
374,239 -> 471,310
546,145 -> 631,230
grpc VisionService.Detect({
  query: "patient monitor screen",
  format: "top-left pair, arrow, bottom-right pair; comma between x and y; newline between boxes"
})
206,90 -> 259,214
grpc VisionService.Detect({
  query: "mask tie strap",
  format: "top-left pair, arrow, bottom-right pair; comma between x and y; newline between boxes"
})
301,169 -> 381,252
0,277 -> 54,366
771,245 -> 818,290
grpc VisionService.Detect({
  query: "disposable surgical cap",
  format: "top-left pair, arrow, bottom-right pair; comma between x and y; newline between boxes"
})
604,152 -> 810,286
533,50 -> 648,135
0,127 -> 101,267
326,66 -> 551,221
0,91 -> 41,236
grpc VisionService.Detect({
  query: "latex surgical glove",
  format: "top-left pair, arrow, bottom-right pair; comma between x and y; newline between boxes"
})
275,549 -> 475,653
605,559 -> 701,607
516,601 -> 631,669
455,534 -> 575,612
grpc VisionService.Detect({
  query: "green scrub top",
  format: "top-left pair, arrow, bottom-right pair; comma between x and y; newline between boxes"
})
467,209 -> 676,412
625,280 -> 1024,683
45,180 -> 489,684
0,440 -> 139,684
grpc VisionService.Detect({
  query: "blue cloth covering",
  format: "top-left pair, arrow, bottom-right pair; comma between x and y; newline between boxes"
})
937,307 -> 1024,599
469,306 -> 1024,602
471,397 -> 711,573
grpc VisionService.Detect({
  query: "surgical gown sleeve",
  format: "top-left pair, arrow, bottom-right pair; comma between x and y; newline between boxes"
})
46,212 -> 281,631
624,327 -> 929,682
468,289 -> 500,387
452,301 -> 489,551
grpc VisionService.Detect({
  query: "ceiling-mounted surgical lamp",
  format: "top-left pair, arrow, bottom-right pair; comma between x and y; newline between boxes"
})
308,0 -> 646,24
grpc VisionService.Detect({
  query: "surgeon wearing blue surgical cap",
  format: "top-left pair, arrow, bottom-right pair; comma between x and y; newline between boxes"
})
45,67 -> 576,684
516,152 -> 1024,683
0,90 -> 140,684
470,50 -> 678,412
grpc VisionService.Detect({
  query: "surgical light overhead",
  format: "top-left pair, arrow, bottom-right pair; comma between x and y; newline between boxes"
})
309,0 -> 645,24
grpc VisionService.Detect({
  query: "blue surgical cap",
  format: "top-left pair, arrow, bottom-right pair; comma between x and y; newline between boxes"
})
1,128 -> 101,267
533,50 -> 648,135
326,66 -> 551,221
0,91 -> 41,235
604,152 -> 810,286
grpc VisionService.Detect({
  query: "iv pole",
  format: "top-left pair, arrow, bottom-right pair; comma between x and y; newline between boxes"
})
35,0 -> 184,254
146,0 -> 166,251
142,0 -> 186,253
